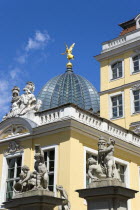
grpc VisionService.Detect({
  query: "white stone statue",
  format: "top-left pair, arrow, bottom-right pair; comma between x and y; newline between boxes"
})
34,144 -> 49,190
14,144 -> 49,193
3,82 -> 42,120
14,165 -> 36,192
56,185 -> 71,210
87,137 -> 121,184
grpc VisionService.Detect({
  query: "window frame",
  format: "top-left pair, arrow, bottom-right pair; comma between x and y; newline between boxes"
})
41,145 -> 58,194
133,89 -> 140,113
130,53 -> 140,75
6,156 -> 22,201
0,151 -> 24,207
132,55 -> 140,73
130,87 -> 140,115
109,92 -> 124,120
109,59 -> 124,81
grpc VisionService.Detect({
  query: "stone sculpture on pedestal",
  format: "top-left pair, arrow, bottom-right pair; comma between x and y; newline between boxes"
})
87,136 -> 121,184
14,144 -> 49,193
77,136 -> 137,210
4,144 -> 64,210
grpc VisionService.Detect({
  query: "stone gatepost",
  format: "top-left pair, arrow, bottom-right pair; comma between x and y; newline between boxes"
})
3,190 -> 64,210
76,179 -> 138,210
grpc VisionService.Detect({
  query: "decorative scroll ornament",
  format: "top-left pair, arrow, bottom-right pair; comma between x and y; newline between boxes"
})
133,126 -> 140,134
87,137 -> 121,184
1,124 -> 29,139
3,82 -> 42,120
56,185 -> 71,210
14,144 -> 49,193
132,83 -> 140,91
5,141 -> 23,155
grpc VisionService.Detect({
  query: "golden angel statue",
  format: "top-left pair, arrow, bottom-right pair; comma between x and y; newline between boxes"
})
62,43 -> 75,61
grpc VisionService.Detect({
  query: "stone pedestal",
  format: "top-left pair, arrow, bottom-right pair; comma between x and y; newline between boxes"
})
76,179 -> 138,210
3,190 -> 64,210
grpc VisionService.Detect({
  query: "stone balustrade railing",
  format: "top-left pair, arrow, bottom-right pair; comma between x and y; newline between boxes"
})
36,105 -> 140,147
102,29 -> 140,52
102,37 -> 126,51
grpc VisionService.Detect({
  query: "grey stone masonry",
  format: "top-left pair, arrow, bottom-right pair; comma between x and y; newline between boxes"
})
3,190 -> 64,210
76,180 -> 138,210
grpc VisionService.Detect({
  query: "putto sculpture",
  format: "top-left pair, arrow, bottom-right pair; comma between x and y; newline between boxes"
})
14,144 -> 49,193
56,185 -> 71,210
87,136 -> 121,184
3,82 -> 42,120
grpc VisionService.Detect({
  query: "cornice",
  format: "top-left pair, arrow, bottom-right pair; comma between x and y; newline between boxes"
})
95,38 -> 140,62
100,80 -> 140,95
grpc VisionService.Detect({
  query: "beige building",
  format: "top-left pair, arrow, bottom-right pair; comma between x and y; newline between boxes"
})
0,15 -> 140,210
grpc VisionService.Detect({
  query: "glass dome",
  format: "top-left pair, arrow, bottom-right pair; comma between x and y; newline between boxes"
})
37,67 -> 100,113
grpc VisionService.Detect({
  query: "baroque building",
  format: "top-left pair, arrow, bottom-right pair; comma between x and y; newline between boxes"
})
95,14 -> 140,134
0,17 -> 140,210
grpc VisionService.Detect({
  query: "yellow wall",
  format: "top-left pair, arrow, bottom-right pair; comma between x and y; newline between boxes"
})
0,129 -> 140,210
100,50 -> 140,129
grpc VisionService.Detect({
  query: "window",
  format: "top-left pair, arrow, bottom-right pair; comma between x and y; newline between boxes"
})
111,61 -> 123,80
6,156 -> 22,201
44,148 -> 55,191
111,94 -> 123,118
116,163 -> 126,183
133,90 -> 140,113
133,55 -> 140,73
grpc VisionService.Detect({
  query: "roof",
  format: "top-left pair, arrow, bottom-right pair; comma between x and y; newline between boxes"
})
37,67 -> 100,113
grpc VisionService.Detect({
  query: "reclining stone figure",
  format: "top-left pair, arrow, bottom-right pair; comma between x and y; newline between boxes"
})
87,157 -> 106,182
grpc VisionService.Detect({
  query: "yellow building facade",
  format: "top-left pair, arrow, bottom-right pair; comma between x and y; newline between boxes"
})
0,16 -> 140,210
95,14 -> 140,133
0,104 -> 140,210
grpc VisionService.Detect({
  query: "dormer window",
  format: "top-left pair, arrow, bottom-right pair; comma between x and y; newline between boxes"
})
133,55 -> 140,73
111,61 -> 123,80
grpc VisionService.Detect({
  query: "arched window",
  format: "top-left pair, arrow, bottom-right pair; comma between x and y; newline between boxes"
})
133,55 -> 140,73
111,61 -> 122,80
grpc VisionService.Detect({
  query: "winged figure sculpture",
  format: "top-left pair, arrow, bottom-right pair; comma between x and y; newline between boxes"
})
61,43 -> 75,61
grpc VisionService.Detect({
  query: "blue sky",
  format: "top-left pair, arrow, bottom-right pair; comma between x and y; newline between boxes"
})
0,0 -> 139,119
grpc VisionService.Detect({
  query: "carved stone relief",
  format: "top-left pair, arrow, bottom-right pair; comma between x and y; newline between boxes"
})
4,141 -> 23,155
132,125 -> 140,134
132,84 -> 140,91
0,124 -> 29,139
